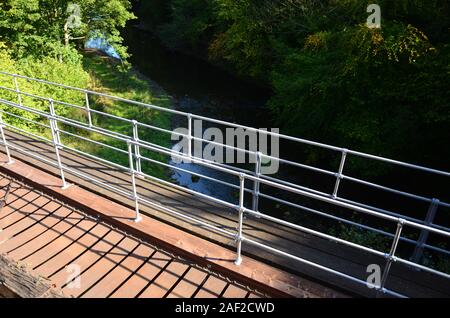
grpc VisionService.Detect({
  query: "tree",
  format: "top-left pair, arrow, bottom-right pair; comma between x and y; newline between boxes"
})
153,0 -> 450,172
158,0 -> 216,52
0,0 -> 136,60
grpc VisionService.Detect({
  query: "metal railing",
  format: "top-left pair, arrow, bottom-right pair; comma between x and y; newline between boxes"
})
0,71 -> 449,297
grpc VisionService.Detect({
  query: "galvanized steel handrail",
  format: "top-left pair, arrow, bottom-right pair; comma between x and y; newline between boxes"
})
0,76 -> 449,215
0,77 -> 449,209
0,71 -> 449,298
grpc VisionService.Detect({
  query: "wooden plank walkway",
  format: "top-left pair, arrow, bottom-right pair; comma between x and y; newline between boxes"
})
1,129 -> 449,297
0,176 -> 264,298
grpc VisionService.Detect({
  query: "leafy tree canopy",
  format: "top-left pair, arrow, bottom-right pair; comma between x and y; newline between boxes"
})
0,0 -> 136,60
152,0 -> 450,171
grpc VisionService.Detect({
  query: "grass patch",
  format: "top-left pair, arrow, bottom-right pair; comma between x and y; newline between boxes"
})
58,53 -> 173,180
1,50 -> 173,180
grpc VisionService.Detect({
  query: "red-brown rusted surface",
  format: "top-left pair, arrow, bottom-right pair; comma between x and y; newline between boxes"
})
4,130 -> 450,298
0,152 -> 346,298
0,176 -> 265,298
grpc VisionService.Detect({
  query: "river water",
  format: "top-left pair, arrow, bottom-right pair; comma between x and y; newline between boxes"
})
121,27 -> 273,204
86,27 -> 450,245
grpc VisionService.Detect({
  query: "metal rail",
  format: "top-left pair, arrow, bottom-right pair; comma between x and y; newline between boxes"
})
0,71 -> 449,297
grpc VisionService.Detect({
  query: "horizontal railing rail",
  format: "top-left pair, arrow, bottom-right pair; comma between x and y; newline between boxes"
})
0,73 -> 449,232
0,71 -> 449,298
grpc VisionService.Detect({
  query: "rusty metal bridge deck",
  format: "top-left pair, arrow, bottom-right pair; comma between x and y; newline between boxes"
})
0,174 -> 265,298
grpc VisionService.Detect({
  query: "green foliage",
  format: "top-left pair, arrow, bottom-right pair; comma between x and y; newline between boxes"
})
0,0 -> 136,60
330,220 -> 391,252
422,248 -> 450,274
207,0 -> 273,80
0,47 -> 172,180
158,0 -> 216,51
150,0 -> 450,172
134,0 -> 171,30
269,23 -> 449,173
0,45 -> 89,134
435,255 -> 450,274
0,1 -> 171,179
81,54 -> 172,179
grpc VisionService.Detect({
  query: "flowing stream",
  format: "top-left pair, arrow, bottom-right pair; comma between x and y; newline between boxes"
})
121,27 -> 272,204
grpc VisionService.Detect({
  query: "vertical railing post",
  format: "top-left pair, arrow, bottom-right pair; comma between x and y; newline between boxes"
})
411,199 -> 439,263
0,113 -> 13,164
235,173 -> 245,265
378,219 -> 404,295
132,120 -> 142,175
187,113 -> 192,163
332,149 -> 348,198
13,74 -> 22,106
127,141 -> 142,222
48,99 -> 69,189
252,151 -> 262,214
85,92 -> 93,127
